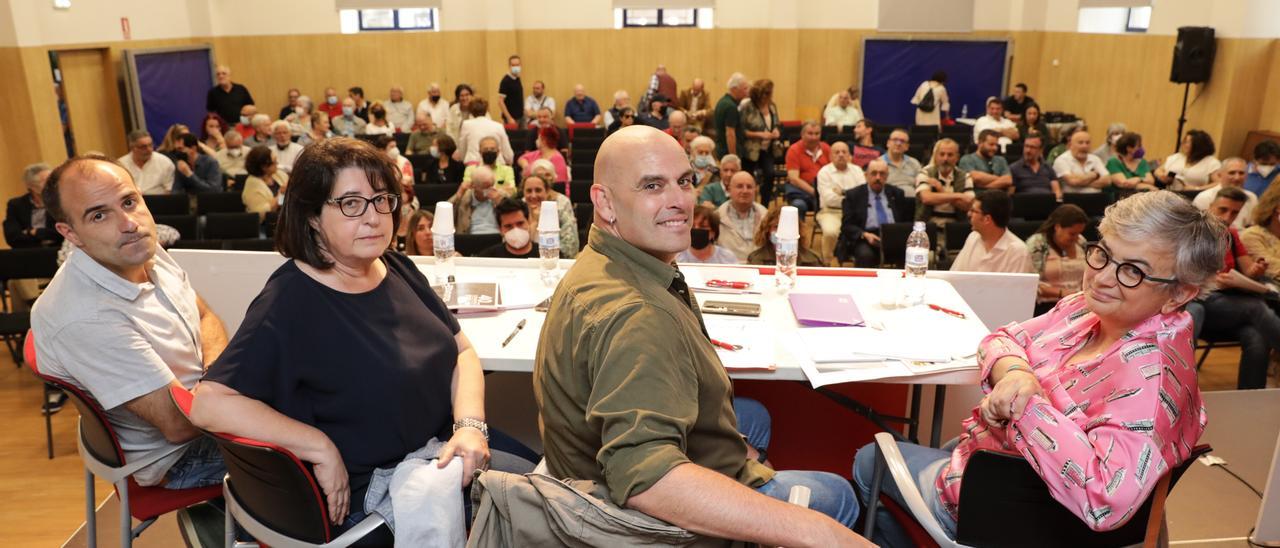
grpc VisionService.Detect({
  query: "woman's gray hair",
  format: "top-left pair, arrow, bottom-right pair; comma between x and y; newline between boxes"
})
1098,190 -> 1226,290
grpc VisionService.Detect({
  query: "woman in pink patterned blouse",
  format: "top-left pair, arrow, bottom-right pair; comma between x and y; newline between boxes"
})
854,191 -> 1227,546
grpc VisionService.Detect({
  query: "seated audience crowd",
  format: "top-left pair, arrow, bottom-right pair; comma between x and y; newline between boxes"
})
9,59 -> 1278,547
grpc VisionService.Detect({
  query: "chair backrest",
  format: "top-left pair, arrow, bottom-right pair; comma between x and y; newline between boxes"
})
573,202 -> 594,231
1063,193 -> 1112,218
1011,193 -> 1057,222
143,194 -> 190,216
196,192 -> 248,215
153,214 -> 199,241
24,330 -> 127,468
1008,220 -> 1041,242
956,445 -> 1211,547
455,233 -> 502,256
416,184 -> 458,208
204,212 -> 261,240
945,222 -> 972,254
0,248 -> 60,283
169,386 -> 335,544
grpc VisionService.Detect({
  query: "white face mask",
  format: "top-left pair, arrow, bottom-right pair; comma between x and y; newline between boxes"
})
1257,164 -> 1276,177
429,146 -> 439,158
388,146 -> 401,159
227,147 -> 243,157
504,227 -> 530,249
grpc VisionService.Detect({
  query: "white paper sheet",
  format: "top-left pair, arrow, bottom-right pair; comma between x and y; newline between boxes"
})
704,317 -> 776,371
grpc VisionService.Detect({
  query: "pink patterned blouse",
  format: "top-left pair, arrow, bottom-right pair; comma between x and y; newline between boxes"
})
936,293 -> 1206,531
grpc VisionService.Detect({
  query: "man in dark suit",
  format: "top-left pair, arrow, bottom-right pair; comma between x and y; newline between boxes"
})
838,159 -> 910,267
5,163 -> 62,249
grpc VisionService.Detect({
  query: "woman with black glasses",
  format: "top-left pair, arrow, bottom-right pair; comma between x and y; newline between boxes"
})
190,138 -> 534,537
853,190 -> 1225,545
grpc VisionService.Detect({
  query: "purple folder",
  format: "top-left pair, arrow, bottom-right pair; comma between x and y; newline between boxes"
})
788,293 -> 865,327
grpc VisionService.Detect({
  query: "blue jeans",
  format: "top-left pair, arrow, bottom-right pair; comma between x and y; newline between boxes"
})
783,184 -> 816,216
165,436 -> 227,490
735,397 -> 860,529
852,440 -> 958,548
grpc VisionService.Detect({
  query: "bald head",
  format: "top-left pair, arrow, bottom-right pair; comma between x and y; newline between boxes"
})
591,125 -> 696,262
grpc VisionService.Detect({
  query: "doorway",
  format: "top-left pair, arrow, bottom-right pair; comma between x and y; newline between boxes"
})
50,49 -> 127,157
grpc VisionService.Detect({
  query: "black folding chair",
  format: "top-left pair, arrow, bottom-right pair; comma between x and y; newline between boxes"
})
196,192 -> 246,215
455,233 -> 502,256
0,247 -> 58,365
1063,192 -> 1113,218
204,212 -> 261,240
152,214 -> 198,242
415,185 -> 458,208
573,202 -> 594,232
879,222 -> 937,268
1011,193 -> 1056,222
142,194 -> 190,216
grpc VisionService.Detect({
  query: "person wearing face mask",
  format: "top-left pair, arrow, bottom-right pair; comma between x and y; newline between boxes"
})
406,111 -> 440,156
269,120 -> 304,174
425,135 -> 465,185
318,87 -> 343,120
234,104 -> 258,140
517,126 -> 568,183
332,98 -> 368,137
286,95 -> 314,136
462,136 -> 517,197
688,136 -> 717,192
478,198 -> 539,259
373,135 -> 413,187
416,82 -> 451,130
1105,131 -> 1157,199
1245,140 -> 1280,196
1093,123 -> 1128,164
497,55 -> 525,126
675,205 -> 739,264
215,130 -> 248,176
362,101 -> 396,136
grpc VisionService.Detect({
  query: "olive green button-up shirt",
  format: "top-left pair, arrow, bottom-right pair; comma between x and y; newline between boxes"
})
534,226 -> 774,507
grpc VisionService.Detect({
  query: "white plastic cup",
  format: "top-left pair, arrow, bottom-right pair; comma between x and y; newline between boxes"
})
777,205 -> 800,239
538,200 -> 560,232
432,201 -> 455,235
877,270 -> 900,309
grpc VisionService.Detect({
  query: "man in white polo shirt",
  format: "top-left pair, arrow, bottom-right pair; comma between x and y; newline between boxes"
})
950,189 -> 1033,273
32,155 -> 228,490
1054,128 -> 1111,194
118,129 -> 175,195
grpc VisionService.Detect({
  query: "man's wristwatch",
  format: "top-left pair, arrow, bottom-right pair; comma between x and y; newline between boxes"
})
453,418 -> 489,440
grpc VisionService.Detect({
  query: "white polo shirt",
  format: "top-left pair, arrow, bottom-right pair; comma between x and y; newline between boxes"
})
950,229 -> 1034,274
32,247 -> 204,486
118,152 -> 176,195
1054,153 -> 1110,194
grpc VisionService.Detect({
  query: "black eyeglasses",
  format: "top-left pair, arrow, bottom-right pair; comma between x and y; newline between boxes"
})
325,193 -> 399,217
1084,242 -> 1179,288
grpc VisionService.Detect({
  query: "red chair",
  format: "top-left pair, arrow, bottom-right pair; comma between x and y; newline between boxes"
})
169,386 -> 392,547
23,330 -> 222,547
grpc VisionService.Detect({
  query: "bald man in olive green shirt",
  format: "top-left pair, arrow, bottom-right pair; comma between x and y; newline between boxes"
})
534,126 -> 870,547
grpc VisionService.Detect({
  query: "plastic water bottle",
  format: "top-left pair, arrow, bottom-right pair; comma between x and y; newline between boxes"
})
432,201 -> 456,285
774,206 -> 800,291
961,104 -> 969,119
537,201 -> 561,286
903,221 -> 930,306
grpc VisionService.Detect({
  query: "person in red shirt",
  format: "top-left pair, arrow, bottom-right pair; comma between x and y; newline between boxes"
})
783,121 -> 831,215
317,87 -> 343,120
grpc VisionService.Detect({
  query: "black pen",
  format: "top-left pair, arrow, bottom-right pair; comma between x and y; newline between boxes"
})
501,319 -> 527,347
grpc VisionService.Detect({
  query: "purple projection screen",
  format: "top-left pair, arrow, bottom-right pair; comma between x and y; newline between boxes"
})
125,47 -> 213,140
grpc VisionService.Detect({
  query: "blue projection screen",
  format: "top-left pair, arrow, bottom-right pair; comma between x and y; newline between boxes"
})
124,46 -> 214,141
860,39 -> 1009,127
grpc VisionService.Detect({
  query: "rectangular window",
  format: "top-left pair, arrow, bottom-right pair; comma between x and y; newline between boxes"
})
1125,6 -> 1151,33
621,8 -> 700,28
348,8 -> 437,33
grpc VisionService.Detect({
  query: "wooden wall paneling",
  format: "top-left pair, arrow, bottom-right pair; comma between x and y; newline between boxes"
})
794,29 -> 865,122
1213,39 -> 1273,158
1258,40 -> 1280,134
765,29 -> 800,121
0,47 -> 42,206
58,49 -> 127,157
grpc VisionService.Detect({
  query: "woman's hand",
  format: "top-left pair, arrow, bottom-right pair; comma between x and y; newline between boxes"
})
438,427 -> 490,487
313,440 -> 350,525
981,369 -> 1044,427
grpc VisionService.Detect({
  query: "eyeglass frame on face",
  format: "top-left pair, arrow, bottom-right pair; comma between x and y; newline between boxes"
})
1083,241 -> 1179,288
325,193 -> 400,218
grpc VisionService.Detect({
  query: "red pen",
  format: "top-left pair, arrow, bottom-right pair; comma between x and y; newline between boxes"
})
928,304 -> 966,319
710,339 -> 742,351
707,279 -> 752,289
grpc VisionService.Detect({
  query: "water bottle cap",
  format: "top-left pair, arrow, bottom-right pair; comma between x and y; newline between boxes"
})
432,201 -> 455,235
537,200 -> 560,232
777,206 -> 801,239
913,221 -> 926,231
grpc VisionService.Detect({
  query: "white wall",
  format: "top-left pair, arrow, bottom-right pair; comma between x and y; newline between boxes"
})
207,0 -> 340,37
7,0 -> 204,46
0,0 -> 18,47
